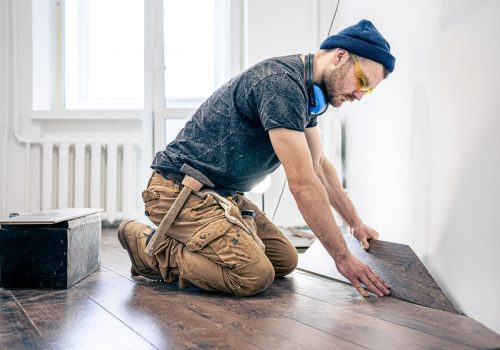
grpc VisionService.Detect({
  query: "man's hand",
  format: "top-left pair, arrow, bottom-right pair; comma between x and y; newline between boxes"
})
351,223 -> 379,250
335,254 -> 391,297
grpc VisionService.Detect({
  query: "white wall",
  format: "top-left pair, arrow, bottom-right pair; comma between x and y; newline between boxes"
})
0,1 -> 8,217
336,0 -> 500,334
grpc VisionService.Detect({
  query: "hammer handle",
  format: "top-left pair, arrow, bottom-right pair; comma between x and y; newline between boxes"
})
144,186 -> 192,257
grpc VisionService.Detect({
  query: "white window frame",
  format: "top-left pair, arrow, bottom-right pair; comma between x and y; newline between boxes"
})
150,0 -> 242,152
31,0 -> 145,118
31,0 -> 242,155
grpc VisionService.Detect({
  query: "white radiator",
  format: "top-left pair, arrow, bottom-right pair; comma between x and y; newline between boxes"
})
40,137 -> 139,224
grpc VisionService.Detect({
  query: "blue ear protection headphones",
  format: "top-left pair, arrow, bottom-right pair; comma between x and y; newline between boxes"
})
305,53 -> 329,116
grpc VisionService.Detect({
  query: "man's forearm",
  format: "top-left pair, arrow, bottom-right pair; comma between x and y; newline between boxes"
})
289,176 -> 350,262
316,158 -> 362,228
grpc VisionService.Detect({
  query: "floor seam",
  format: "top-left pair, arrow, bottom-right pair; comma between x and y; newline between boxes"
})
238,295 -> 370,350
273,276 -> 477,349
75,287 -> 159,350
96,265 -> 268,350
11,292 -> 54,350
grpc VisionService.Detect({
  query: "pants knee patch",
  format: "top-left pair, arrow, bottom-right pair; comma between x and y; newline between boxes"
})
232,258 -> 275,296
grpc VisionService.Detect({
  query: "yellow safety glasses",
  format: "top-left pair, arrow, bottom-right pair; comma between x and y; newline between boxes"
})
350,54 -> 373,95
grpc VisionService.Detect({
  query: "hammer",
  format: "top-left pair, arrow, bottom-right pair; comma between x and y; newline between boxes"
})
144,164 -> 214,257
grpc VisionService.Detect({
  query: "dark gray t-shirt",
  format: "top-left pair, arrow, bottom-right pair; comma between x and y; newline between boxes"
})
151,54 -> 318,195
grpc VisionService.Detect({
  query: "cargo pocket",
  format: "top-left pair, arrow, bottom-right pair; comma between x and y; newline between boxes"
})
142,189 -> 160,203
142,189 -> 162,225
186,220 -> 260,269
186,220 -> 243,269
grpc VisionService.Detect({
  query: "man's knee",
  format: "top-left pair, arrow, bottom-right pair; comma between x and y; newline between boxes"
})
275,246 -> 298,277
230,257 -> 275,296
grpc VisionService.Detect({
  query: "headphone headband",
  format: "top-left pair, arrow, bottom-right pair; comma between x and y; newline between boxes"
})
305,54 -> 316,107
305,53 -> 329,116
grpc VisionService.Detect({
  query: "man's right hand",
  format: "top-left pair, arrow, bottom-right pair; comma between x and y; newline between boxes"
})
335,254 -> 391,297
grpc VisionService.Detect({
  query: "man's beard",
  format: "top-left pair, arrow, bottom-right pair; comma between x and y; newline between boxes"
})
321,61 -> 352,107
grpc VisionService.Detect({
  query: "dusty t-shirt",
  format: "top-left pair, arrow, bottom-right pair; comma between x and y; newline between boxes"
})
151,54 -> 318,195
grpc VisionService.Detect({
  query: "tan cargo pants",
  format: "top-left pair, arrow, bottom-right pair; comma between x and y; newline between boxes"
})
142,171 -> 298,296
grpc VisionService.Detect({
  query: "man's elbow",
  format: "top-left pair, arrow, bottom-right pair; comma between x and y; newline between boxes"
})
288,179 -> 315,201
312,162 -> 323,178
313,154 -> 327,176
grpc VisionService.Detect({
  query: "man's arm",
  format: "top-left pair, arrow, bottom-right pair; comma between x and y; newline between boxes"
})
268,128 -> 390,297
305,126 -> 379,249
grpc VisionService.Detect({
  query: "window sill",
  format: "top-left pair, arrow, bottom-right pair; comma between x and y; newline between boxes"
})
30,110 -> 145,121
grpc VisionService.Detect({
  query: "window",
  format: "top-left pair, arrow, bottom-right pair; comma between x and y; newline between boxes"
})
32,0 -> 144,110
155,0 -> 236,151
31,0 -> 238,149
64,0 -> 144,109
165,118 -> 189,145
163,0 -> 230,105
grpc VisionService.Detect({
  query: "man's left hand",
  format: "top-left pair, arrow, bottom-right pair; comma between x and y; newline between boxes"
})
350,223 -> 379,250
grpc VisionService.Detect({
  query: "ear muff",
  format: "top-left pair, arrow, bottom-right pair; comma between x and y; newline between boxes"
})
305,53 -> 329,116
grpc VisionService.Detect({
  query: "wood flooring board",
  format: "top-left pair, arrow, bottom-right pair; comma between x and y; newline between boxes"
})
139,278 -> 364,350
98,227 -> 498,349
298,236 -> 458,313
0,290 -> 49,350
11,287 -> 156,350
73,269 -> 266,350
273,273 -> 500,349
244,284 -> 475,350
96,232 -> 362,350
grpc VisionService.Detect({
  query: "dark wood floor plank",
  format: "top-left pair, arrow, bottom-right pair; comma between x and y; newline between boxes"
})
11,287 -> 156,350
298,236 -> 458,313
99,227 -> 499,350
103,247 -> 472,350
6,227 -> 498,350
97,230 -> 364,350
0,290 -> 49,350
273,272 -> 500,349
74,269 -> 264,350
244,284 -> 475,350
135,275 -> 364,350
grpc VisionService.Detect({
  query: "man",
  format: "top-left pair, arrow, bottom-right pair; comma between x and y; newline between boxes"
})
118,19 -> 394,297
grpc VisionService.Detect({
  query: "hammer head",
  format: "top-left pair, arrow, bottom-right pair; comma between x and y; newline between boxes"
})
180,164 -> 214,188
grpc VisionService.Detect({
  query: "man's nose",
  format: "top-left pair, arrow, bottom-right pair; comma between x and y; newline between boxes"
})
353,90 -> 365,101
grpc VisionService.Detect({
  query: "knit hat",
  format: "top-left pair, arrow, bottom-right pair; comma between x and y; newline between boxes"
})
320,19 -> 395,73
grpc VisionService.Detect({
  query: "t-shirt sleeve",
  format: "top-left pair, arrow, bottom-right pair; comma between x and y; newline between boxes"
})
250,74 -> 309,131
306,116 -> 318,128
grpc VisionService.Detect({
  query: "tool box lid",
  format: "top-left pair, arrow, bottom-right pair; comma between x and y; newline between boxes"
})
0,208 -> 103,227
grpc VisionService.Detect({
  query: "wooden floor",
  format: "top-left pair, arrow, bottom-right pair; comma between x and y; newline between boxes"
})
1,228 -> 500,350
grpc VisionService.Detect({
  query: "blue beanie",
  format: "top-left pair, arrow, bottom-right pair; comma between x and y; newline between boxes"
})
320,19 -> 395,73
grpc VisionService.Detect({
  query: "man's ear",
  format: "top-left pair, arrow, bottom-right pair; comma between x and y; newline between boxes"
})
332,48 -> 350,67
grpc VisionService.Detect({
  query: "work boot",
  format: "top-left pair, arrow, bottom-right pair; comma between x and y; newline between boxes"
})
117,219 -> 162,280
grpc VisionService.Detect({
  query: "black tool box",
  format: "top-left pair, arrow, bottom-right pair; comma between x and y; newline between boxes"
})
0,208 -> 102,288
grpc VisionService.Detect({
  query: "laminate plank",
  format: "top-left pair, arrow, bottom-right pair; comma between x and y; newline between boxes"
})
95,232 -> 363,350
131,274 -> 364,350
244,284 -> 475,350
101,242 -> 472,350
74,269 -> 265,350
98,228 -> 498,350
11,287 -> 156,350
298,235 -> 458,313
273,272 -> 500,349
0,290 -> 49,350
